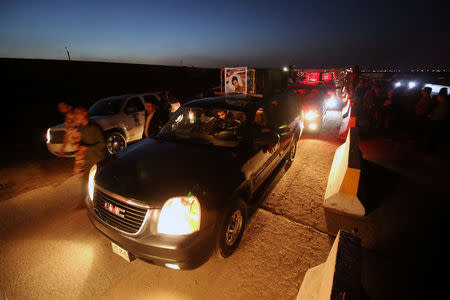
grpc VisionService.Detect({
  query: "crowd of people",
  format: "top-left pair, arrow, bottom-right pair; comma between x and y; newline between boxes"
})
347,74 -> 449,152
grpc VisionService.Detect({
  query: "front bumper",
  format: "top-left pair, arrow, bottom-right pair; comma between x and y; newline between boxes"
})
46,143 -> 76,157
85,197 -> 216,270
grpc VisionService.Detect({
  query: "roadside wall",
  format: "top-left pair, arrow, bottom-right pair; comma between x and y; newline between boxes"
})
297,230 -> 362,300
323,128 -> 365,217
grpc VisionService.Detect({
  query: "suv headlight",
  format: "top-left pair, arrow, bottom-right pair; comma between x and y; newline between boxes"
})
305,110 -> 319,121
326,98 -> 337,108
157,196 -> 201,235
46,128 -> 51,143
88,164 -> 97,201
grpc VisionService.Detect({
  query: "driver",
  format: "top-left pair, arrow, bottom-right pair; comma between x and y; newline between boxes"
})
208,110 -> 230,135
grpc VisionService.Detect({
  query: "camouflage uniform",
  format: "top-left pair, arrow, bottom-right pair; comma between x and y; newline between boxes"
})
63,113 -> 83,176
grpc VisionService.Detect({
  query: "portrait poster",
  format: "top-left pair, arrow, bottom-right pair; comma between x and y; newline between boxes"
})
224,67 -> 247,94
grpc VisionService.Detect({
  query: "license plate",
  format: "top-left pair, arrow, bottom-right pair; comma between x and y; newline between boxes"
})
111,242 -> 132,262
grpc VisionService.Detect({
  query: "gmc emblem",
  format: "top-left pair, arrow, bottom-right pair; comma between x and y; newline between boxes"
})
104,201 -> 125,218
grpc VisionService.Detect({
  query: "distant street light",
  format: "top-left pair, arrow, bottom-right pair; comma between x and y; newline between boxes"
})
282,66 -> 289,72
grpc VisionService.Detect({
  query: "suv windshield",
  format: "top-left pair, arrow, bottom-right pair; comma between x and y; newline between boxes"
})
88,97 -> 125,116
293,85 -> 326,102
157,107 -> 247,147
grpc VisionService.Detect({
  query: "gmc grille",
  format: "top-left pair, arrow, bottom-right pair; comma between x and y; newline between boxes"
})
93,188 -> 148,234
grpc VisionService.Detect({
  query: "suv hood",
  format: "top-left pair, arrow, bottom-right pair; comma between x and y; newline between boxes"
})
95,138 -> 246,208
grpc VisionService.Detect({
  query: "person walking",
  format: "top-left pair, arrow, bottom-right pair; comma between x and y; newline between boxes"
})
426,89 -> 449,152
57,102 -> 83,176
381,90 -> 395,133
74,107 -> 106,207
415,87 -> 433,119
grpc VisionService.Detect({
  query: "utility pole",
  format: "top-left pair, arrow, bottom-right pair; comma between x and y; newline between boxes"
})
65,45 -> 71,61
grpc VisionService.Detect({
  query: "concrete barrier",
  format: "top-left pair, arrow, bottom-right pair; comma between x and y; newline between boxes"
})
341,99 -> 351,118
296,230 -> 362,300
324,127 -> 365,217
339,104 -> 356,142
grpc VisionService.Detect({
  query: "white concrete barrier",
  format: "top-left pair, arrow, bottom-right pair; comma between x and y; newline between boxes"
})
297,230 -> 362,300
324,128 -> 365,217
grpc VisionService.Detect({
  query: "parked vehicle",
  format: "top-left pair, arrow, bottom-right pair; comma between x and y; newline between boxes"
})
46,92 -> 161,156
86,92 -> 303,269
290,83 -> 327,132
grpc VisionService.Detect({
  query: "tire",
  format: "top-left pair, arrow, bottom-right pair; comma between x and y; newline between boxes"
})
105,131 -> 126,155
285,138 -> 298,169
216,200 -> 247,259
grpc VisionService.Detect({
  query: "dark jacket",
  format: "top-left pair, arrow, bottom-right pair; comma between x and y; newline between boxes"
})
143,109 -> 167,138
80,121 -> 106,169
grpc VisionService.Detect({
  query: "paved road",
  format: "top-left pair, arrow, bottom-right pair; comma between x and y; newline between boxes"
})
0,112 -> 344,300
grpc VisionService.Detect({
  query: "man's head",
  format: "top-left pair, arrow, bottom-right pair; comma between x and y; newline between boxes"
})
74,107 -> 89,124
144,96 -> 159,114
58,102 -> 72,114
422,87 -> 432,97
374,85 -> 382,95
232,76 -> 239,88
387,90 -> 394,98
437,88 -> 448,102
217,110 -> 226,120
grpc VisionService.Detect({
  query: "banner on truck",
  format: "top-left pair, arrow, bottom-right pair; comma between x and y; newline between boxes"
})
224,67 -> 247,94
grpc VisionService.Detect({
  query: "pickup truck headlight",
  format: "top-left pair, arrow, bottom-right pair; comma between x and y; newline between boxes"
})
326,98 -> 337,108
305,110 -> 319,121
88,164 -> 97,201
157,196 -> 201,235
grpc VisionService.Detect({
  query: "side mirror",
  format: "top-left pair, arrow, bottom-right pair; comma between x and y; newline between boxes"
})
254,130 -> 279,147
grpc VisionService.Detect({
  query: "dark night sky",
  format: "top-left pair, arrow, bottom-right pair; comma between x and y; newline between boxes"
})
1,0 -> 449,68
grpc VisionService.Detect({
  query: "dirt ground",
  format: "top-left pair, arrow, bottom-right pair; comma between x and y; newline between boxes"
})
2,111 -> 448,299
0,155 -> 73,202
0,113 -> 342,300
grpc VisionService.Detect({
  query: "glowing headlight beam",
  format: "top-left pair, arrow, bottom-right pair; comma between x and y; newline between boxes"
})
88,164 -> 97,201
305,110 -> 319,121
408,81 -> 416,89
158,196 -> 201,235
309,123 -> 318,130
394,82 -> 402,88
46,128 -> 51,143
326,98 -> 337,108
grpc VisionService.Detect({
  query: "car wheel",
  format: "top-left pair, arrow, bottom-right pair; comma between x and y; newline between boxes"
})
216,200 -> 247,259
285,139 -> 297,169
106,132 -> 126,155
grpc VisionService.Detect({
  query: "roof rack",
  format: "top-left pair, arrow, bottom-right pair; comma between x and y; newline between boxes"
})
213,91 -> 263,98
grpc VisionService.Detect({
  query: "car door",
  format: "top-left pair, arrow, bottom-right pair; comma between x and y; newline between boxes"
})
276,90 -> 302,156
122,96 -> 146,141
251,107 -> 281,188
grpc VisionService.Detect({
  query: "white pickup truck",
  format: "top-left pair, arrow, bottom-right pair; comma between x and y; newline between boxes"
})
46,92 -> 164,156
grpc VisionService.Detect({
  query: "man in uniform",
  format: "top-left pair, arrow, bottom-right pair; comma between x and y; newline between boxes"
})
74,107 -> 106,207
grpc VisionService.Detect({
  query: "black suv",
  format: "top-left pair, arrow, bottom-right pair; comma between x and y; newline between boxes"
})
86,92 -> 303,269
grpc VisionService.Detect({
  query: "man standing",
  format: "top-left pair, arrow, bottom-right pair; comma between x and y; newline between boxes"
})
427,89 -> 449,152
143,96 -> 165,138
74,107 -> 106,206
